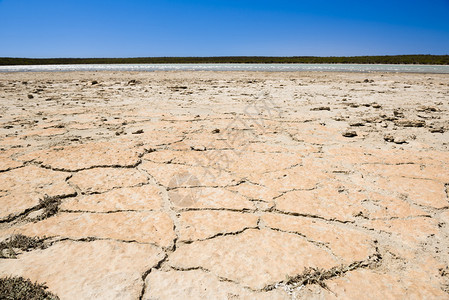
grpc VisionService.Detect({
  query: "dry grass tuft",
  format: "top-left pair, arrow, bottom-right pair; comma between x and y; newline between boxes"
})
36,196 -> 61,221
285,253 -> 382,291
0,235 -> 46,259
0,276 -> 59,300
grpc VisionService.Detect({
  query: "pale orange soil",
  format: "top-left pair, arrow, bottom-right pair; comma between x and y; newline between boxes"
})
0,71 -> 448,299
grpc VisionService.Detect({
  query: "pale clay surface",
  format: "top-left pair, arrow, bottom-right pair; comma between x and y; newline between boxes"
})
0,71 -> 448,299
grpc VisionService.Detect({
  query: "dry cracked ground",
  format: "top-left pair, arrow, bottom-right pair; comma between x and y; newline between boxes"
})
0,71 -> 448,299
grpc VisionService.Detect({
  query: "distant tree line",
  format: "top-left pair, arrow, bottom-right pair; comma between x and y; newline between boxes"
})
0,55 -> 448,65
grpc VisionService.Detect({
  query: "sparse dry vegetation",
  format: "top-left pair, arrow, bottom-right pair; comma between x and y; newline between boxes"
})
283,254 -> 382,291
35,196 -> 61,221
0,276 -> 59,300
0,235 -> 46,259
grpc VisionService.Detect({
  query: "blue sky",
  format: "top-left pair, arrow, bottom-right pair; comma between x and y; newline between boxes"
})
0,0 -> 448,57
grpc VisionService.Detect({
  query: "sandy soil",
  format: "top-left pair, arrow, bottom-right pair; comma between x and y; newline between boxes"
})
0,71 -> 448,299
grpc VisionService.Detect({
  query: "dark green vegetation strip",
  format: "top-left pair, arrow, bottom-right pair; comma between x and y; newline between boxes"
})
1,55 -> 448,65
0,276 -> 59,300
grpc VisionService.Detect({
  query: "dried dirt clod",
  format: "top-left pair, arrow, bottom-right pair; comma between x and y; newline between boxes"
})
393,137 -> 407,144
417,105 -> 439,112
384,134 -> 407,144
127,79 -> 139,85
190,145 -> 206,151
349,121 -> 365,127
430,126 -> 445,133
311,106 -> 331,111
393,110 -> 404,118
394,119 -> 426,127
384,135 -> 395,142
342,130 -> 357,137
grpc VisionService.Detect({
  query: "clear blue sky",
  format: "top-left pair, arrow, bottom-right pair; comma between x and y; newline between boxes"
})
0,0 -> 448,57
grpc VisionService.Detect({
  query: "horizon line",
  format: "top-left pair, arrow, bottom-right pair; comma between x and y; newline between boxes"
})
1,54 -> 449,59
